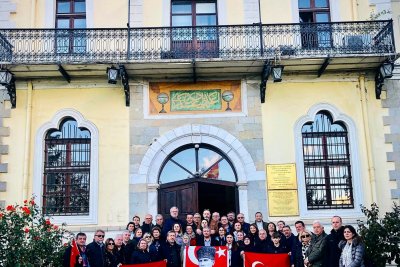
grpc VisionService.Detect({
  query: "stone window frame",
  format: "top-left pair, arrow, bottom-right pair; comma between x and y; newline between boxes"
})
294,103 -> 364,218
33,109 -> 99,225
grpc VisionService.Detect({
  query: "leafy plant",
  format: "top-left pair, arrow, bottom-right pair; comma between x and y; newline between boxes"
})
0,197 -> 73,266
358,203 -> 400,267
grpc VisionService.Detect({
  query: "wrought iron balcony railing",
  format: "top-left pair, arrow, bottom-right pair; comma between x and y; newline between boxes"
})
0,20 -> 395,64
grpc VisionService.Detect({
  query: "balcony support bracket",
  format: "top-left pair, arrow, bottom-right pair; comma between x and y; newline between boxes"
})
58,64 -> 71,83
5,77 -> 16,109
318,57 -> 331,77
119,65 -> 130,107
260,61 -> 271,103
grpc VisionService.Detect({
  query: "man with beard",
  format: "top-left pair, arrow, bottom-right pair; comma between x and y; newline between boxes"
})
161,231 -> 181,267
324,216 -> 345,267
282,225 -> 297,251
163,206 -> 184,236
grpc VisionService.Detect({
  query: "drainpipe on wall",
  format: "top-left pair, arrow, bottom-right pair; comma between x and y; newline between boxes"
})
359,75 -> 377,203
22,81 -> 33,200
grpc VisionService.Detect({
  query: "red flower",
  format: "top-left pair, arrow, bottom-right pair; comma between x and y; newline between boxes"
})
0,213 -> 3,219
24,200 -> 28,204
24,228 -> 29,233
6,205 -> 15,212
45,219 -> 51,225
21,207 -> 31,215
53,225 -> 59,230
29,199 -> 35,206
34,236 -> 40,241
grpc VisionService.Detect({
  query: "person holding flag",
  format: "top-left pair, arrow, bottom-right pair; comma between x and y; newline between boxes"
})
63,232 -> 89,267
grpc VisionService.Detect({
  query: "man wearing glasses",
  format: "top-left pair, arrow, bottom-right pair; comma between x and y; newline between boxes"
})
86,229 -> 106,267
236,213 -> 250,235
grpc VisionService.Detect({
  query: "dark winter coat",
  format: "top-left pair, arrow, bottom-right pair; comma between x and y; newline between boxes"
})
86,241 -> 105,267
130,249 -> 152,264
305,231 -> 327,267
338,237 -> 365,267
325,226 -> 345,267
160,241 -> 181,267
104,250 -> 119,267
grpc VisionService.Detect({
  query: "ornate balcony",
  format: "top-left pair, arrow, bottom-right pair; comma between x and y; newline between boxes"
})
0,20 -> 396,80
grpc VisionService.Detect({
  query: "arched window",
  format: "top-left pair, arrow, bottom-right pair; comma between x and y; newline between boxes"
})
301,111 -> 354,210
159,144 -> 236,184
43,118 -> 91,215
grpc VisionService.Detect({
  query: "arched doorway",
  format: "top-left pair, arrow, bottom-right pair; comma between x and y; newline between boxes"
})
158,144 -> 238,220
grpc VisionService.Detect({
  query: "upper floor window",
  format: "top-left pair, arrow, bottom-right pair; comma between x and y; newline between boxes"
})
43,118 -> 91,216
301,111 -> 354,210
171,0 -> 217,27
299,0 -> 330,23
56,0 -> 86,28
56,0 -> 86,53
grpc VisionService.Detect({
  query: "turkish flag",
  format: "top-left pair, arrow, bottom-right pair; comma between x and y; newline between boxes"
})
243,252 -> 290,267
206,163 -> 219,179
184,246 -> 228,267
122,260 -> 166,267
69,239 -> 80,267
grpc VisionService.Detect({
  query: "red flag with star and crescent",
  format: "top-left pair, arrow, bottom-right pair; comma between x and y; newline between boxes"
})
69,239 -> 80,267
184,246 -> 228,267
243,251 -> 290,267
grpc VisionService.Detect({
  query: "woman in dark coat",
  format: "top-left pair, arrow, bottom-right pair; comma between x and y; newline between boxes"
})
130,239 -> 152,264
291,230 -> 312,267
339,225 -> 365,267
149,227 -> 163,262
248,224 -> 259,247
104,238 -> 120,267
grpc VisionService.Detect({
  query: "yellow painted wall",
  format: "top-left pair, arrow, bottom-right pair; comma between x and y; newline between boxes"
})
261,75 -> 393,213
1,82 -> 130,227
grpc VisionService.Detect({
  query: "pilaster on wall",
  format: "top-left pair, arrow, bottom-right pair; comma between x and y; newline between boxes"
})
129,0 -> 144,27
0,87 -> 12,209
0,0 -> 16,28
382,78 -> 400,199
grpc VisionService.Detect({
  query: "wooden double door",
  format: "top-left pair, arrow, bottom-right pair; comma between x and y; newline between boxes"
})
158,178 -> 237,221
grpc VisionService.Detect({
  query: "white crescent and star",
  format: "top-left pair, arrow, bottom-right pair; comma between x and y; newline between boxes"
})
187,246 -> 199,265
251,261 -> 265,267
216,247 -> 226,257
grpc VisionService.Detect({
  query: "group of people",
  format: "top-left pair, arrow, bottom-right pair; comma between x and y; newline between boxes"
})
63,207 -> 365,267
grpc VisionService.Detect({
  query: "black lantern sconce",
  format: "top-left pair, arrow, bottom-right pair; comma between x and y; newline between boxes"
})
0,69 -> 16,108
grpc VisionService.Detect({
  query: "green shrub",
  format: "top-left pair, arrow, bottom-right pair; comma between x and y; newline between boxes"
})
0,197 -> 73,266
358,203 -> 400,267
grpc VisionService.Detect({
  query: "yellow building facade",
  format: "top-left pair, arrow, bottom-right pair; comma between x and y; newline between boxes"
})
0,0 -> 399,232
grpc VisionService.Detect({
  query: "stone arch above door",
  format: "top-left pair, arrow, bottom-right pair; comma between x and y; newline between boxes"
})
139,124 -> 257,186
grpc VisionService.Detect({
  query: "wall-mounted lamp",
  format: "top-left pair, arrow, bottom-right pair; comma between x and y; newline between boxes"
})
0,69 -> 13,85
107,66 -> 119,84
375,61 -> 394,99
379,61 -> 394,79
0,69 -> 16,108
271,65 -> 284,82
106,65 -> 130,106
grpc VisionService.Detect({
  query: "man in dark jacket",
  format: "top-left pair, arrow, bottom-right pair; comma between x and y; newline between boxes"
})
161,231 -> 181,267
141,214 -> 155,234
162,206 -> 184,236
305,221 -> 327,267
63,232 -> 89,267
196,227 -> 219,246
254,229 -> 270,253
86,229 -> 106,267
325,216 -> 345,267
282,225 -> 298,251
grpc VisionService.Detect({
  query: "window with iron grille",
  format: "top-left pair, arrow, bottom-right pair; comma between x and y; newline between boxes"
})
43,118 -> 91,215
301,111 -> 354,210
